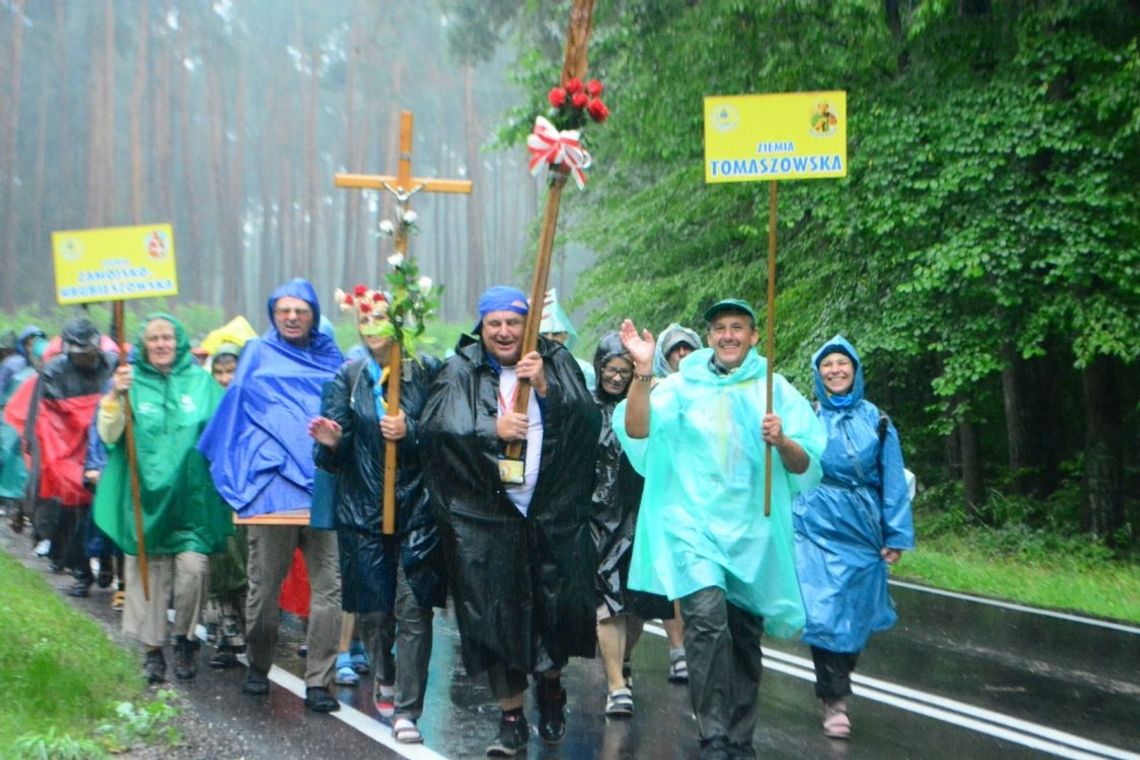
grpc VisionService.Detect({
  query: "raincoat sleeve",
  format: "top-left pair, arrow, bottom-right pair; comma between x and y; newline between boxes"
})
313,364 -> 354,474
879,420 -> 915,550
774,375 -> 826,496
612,379 -> 680,474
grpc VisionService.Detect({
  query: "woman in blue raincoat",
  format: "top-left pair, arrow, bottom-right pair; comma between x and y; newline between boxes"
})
793,335 -> 915,740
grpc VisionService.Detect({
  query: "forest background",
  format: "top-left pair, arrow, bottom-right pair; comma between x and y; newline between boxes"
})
1,1 -> 1137,611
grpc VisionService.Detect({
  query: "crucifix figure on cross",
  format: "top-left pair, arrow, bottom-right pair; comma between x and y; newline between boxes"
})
333,109 -> 471,535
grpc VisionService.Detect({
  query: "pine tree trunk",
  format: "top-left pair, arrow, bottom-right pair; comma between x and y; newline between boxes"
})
128,0 -> 149,224
463,64 -> 486,315
1,0 -> 27,310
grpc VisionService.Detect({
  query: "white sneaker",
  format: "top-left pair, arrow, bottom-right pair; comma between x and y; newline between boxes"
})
34,539 -> 51,556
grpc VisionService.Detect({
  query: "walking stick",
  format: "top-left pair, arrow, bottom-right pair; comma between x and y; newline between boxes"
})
114,301 -> 149,600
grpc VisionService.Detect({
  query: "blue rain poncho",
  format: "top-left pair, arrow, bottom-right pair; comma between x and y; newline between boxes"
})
793,335 -> 915,653
614,347 -> 826,638
197,279 -> 344,517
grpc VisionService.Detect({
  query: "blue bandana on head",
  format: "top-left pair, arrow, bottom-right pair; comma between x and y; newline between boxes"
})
473,286 -> 529,333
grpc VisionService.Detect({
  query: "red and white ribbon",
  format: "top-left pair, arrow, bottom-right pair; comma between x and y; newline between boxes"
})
527,116 -> 592,190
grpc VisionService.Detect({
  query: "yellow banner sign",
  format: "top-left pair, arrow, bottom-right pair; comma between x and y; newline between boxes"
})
704,91 -> 847,183
51,224 -> 178,304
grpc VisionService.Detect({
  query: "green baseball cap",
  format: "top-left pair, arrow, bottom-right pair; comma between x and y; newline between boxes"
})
703,298 -> 757,324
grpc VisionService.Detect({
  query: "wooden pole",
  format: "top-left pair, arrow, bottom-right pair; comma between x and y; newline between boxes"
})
503,0 -> 594,462
763,180 -> 777,518
505,169 -> 568,460
114,301 -> 149,599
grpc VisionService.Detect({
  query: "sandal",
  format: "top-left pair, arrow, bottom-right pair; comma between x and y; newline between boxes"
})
605,687 -> 634,718
392,717 -> 423,744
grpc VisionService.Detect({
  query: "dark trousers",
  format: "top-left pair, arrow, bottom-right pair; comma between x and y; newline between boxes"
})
357,564 -> 434,720
680,586 -> 764,750
811,646 -> 860,701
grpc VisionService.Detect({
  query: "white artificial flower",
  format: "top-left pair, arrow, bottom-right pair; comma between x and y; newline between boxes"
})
417,276 -> 432,293
402,209 -> 418,225
387,253 -> 405,268
378,219 -> 395,236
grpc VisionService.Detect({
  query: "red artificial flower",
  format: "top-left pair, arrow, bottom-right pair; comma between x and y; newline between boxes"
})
564,77 -> 583,94
571,92 -> 588,109
353,284 -> 367,296
371,291 -> 386,303
359,302 -> 372,313
343,294 -> 355,305
587,98 -> 609,123
586,79 -> 604,97
548,87 -> 567,108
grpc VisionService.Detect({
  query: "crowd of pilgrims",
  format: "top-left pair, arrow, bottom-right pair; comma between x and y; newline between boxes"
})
0,279 -> 913,760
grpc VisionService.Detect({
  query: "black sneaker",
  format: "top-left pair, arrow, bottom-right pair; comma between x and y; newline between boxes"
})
304,686 -> 340,713
144,648 -> 166,684
486,711 -> 528,756
66,579 -> 92,598
243,667 -> 270,695
535,677 -> 567,744
209,646 -> 240,669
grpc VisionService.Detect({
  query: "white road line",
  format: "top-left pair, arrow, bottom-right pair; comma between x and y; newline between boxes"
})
267,665 -> 447,760
888,580 -> 1140,635
643,624 -> 1139,760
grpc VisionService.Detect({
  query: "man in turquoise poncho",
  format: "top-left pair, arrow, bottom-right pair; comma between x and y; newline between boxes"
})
614,299 -> 826,760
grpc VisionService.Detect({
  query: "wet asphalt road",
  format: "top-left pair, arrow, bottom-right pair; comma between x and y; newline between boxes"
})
5,520 -> 1138,760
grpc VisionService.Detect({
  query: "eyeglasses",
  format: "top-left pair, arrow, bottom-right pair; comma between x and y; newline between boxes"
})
602,366 -> 633,379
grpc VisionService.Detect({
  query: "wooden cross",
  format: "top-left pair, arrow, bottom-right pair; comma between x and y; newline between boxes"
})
334,110 -> 471,535
504,0 -> 595,463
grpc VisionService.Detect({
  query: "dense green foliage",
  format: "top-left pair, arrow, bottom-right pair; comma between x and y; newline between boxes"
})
491,0 -> 1139,548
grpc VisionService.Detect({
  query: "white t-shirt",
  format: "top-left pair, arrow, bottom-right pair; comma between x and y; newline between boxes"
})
497,366 -> 544,516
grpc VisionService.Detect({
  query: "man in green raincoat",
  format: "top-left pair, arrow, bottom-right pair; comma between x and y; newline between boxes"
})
94,313 -> 232,684
614,299 -> 825,760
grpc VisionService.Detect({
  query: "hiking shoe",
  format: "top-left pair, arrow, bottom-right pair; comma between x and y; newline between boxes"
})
536,676 -> 567,743
304,686 -> 340,713
243,667 -> 270,695
486,710 -> 528,756
668,650 -> 689,683
698,736 -> 733,760
335,652 -> 360,685
173,635 -> 199,680
605,686 -> 634,717
144,649 -> 166,684
822,698 -> 851,739
209,646 -> 240,669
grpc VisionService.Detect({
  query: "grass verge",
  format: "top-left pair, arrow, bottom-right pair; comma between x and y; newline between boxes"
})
0,551 -> 144,755
893,527 -> 1140,625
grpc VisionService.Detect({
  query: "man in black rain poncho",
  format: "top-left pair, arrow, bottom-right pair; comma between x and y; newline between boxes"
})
421,286 -> 600,757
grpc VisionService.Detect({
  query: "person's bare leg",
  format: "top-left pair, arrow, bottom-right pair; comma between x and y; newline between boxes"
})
597,616 -> 628,692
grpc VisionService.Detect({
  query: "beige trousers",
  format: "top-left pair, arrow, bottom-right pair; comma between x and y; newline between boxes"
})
123,552 -> 208,648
